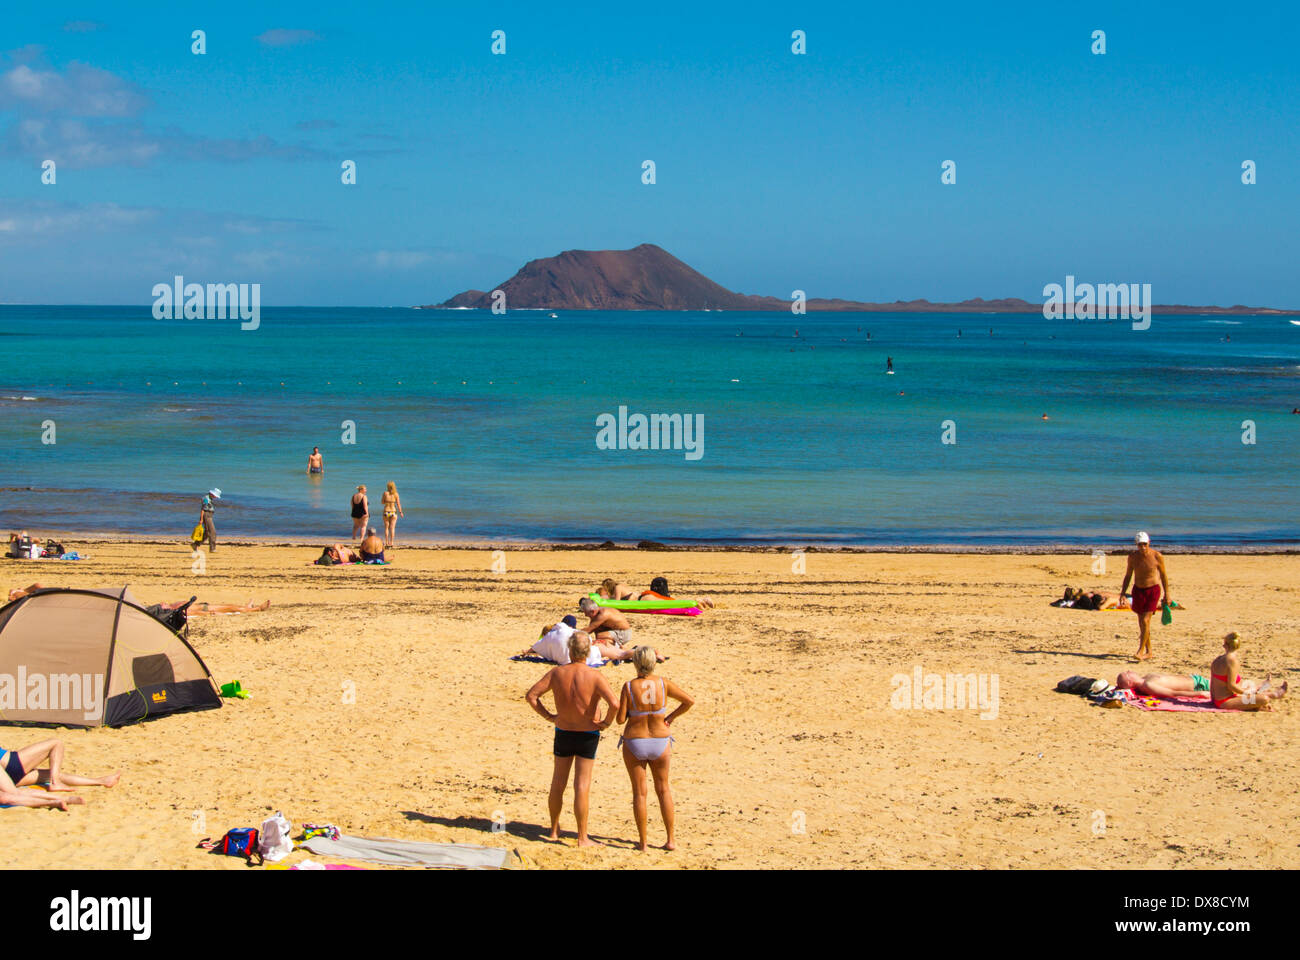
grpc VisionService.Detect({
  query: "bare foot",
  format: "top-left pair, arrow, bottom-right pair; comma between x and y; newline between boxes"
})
546,828 -> 561,842
636,843 -> 649,853
54,796 -> 86,810
575,835 -> 604,848
102,772 -> 122,788
255,601 -> 270,611
1277,680 -> 1289,699
45,781 -> 77,792
662,841 -> 676,851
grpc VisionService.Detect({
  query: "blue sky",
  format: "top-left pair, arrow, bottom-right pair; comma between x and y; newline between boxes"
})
1,1 -> 1297,306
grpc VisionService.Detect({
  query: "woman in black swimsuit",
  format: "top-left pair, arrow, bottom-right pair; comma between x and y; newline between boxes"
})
350,485 -> 369,540
0,739 -> 121,809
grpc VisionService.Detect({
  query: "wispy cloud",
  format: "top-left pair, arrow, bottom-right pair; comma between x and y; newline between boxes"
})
62,21 -> 107,34
0,60 -> 149,116
256,29 -> 321,47
295,118 -> 337,131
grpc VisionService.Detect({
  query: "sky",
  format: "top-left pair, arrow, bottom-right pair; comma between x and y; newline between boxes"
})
1,1 -> 1297,307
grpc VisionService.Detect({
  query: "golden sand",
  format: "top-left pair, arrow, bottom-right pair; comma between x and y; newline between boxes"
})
2,543 -> 1296,869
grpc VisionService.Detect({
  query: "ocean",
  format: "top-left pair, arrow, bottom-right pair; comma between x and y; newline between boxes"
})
1,306 -> 1297,549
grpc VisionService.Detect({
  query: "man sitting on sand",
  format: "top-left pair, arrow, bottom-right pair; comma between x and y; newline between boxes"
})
518,618 -> 630,664
359,527 -> 386,563
579,596 -> 634,648
0,738 -> 121,811
525,631 -> 619,847
1120,531 -> 1171,661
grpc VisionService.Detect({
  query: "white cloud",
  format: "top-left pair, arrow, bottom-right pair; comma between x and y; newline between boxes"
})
257,29 -> 321,47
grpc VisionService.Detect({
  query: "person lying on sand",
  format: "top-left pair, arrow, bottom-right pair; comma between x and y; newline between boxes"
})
1209,632 -> 1287,711
8,582 -> 45,602
153,598 -> 271,616
0,739 -> 121,810
638,576 -> 715,609
322,544 -> 360,564
596,578 -> 637,601
1116,670 -> 1212,698
525,631 -> 619,847
519,619 -> 634,664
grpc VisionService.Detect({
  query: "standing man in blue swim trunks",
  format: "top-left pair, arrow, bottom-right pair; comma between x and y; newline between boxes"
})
307,448 -> 324,475
525,632 -> 619,847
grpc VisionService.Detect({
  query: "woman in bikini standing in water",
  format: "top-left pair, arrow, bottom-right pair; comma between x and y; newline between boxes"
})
381,481 -> 403,548
1210,632 -> 1288,711
615,646 -> 693,852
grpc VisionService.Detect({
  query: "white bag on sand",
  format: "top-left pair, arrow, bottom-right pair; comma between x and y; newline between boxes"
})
259,811 -> 294,862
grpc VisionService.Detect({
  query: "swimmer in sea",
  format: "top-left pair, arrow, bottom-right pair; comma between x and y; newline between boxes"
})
307,447 -> 324,474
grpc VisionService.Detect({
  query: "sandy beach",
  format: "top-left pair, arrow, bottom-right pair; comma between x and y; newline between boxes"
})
2,542 -> 1296,870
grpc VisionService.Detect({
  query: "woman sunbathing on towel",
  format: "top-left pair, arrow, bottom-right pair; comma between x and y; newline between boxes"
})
0,739 -> 121,810
1208,632 -> 1287,711
323,544 -> 361,564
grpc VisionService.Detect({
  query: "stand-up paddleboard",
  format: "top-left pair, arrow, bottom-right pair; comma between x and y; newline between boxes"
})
886,370 -> 894,374
1290,320 -> 1300,326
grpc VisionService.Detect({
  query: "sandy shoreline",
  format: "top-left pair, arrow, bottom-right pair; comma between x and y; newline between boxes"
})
2,543 -> 1297,870
12,530 -> 1300,555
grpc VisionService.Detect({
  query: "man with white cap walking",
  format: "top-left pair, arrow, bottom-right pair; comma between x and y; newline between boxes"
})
1120,531 -> 1171,661
199,488 -> 221,553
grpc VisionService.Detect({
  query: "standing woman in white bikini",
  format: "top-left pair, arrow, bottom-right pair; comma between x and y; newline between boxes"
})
381,481 -> 404,548
616,646 -> 693,852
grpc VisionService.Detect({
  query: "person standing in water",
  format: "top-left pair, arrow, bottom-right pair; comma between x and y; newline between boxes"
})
350,485 -> 369,540
886,356 -> 893,372
307,447 -> 324,475
1120,531 -> 1171,661
381,481 -> 403,548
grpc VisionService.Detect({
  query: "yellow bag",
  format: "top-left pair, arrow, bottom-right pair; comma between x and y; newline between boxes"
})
191,524 -> 205,543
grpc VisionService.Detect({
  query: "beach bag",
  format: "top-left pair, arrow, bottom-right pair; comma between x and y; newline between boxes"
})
1161,601 -> 1173,626
1055,675 -> 1101,695
258,812 -> 294,863
301,822 -> 340,842
191,524 -> 205,544
315,548 -> 340,565
199,828 -> 263,864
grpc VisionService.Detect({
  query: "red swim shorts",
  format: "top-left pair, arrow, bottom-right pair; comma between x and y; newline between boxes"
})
1130,584 -> 1162,614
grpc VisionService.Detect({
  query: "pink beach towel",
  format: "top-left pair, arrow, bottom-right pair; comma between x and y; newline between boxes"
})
1120,690 -> 1241,713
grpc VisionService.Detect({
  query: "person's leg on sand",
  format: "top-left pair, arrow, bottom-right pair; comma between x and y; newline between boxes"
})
623,747 -> 650,851
649,749 -> 675,850
572,755 -> 601,846
547,755 -> 572,840
16,740 -> 121,791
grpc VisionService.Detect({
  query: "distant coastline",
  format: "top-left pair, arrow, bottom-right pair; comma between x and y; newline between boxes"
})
424,244 -> 1300,315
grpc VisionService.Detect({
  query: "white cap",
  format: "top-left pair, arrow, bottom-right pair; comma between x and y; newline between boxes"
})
1134,531 -> 1149,544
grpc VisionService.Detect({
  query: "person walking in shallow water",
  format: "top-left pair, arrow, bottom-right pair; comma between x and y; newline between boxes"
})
198,488 -> 220,553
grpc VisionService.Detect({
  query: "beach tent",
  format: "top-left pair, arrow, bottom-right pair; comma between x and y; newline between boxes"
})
0,586 -> 221,728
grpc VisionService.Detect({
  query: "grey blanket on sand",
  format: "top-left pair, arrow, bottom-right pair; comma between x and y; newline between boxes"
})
300,834 -> 518,869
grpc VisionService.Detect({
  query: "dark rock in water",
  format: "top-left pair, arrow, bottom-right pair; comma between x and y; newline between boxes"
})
637,540 -> 669,551
598,540 -> 618,550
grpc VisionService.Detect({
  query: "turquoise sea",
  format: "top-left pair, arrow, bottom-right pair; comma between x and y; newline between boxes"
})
1,306 -> 1297,548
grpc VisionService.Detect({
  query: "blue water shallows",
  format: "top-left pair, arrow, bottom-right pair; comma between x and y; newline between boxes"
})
0,306 -> 1296,547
